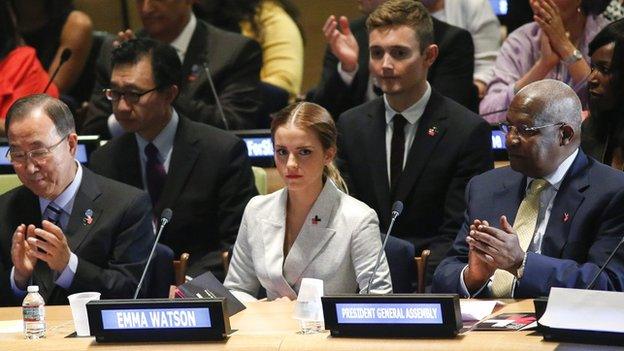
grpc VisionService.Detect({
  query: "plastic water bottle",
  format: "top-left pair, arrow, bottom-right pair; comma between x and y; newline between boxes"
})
22,285 -> 45,339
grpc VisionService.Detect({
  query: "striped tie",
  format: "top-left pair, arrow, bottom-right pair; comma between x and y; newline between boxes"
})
45,202 -> 63,227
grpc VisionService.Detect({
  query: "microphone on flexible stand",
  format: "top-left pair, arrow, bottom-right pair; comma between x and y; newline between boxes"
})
43,48 -> 72,93
365,201 -> 403,294
200,55 -> 229,130
585,235 -> 624,290
133,208 -> 173,299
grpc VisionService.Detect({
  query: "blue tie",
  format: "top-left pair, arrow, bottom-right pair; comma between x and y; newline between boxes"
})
45,202 -> 63,227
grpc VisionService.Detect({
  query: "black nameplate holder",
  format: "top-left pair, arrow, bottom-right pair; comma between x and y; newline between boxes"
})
86,298 -> 230,342
322,294 -> 461,338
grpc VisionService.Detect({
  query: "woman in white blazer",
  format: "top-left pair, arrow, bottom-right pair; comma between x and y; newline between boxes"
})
224,102 -> 392,301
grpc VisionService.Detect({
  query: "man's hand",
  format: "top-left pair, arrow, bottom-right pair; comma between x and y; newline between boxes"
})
113,29 -> 136,48
463,220 -> 497,292
467,216 -> 525,274
27,220 -> 71,272
322,15 -> 359,73
11,224 -> 38,289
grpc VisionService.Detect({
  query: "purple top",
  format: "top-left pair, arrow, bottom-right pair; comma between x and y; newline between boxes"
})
479,15 -> 609,124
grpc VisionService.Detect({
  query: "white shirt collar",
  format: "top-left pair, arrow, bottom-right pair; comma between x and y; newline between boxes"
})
39,161 -> 83,216
135,109 -> 179,162
384,82 -> 432,125
169,13 -> 197,62
527,148 -> 579,191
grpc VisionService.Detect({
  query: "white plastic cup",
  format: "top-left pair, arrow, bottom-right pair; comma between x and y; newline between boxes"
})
67,292 -> 101,336
293,278 -> 324,334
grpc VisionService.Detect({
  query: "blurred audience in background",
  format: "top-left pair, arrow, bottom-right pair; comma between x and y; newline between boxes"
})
480,0 -> 610,124
10,0 -> 93,106
582,19 -> 624,169
0,0 -> 58,135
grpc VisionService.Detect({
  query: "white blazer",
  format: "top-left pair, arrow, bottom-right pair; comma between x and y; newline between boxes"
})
224,179 -> 393,300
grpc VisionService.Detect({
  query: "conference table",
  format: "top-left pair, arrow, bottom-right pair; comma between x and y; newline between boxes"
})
0,299 -> 621,351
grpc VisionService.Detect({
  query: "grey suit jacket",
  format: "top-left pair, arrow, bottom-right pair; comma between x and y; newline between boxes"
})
224,180 -> 392,300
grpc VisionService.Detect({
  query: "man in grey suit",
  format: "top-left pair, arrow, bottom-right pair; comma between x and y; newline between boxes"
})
89,38 -> 258,279
82,0 -> 263,138
0,95 -> 154,305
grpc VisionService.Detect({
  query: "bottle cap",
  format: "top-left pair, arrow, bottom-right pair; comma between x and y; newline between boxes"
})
27,285 -> 39,293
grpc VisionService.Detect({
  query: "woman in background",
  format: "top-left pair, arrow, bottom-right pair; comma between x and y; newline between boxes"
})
224,102 -> 392,301
194,0 -> 304,99
10,0 -> 92,95
480,0 -> 609,123
0,0 -> 58,135
582,19 -> 624,169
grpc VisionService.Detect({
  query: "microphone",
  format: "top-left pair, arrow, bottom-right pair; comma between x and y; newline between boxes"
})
480,108 -> 508,118
43,48 -> 72,93
200,56 -> 229,130
365,201 -> 404,294
585,235 -> 624,290
133,208 -> 173,299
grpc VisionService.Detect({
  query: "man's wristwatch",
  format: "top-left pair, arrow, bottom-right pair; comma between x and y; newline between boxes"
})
563,49 -> 583,66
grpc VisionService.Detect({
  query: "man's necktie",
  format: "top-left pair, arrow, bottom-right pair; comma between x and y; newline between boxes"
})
390,114 -> 407,193
145,143 -> 167,207
45,202 -> 63,227
491,179 -> 549,297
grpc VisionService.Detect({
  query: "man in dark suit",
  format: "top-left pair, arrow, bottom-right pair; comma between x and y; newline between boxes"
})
82,0 -> 262,138
433,79 -> 624,298
0,94 -> 154,305
313,0 -> 476,119
89,38 -> 257,279
336,0 -> 493,285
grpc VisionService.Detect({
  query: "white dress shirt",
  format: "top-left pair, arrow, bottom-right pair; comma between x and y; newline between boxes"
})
460,148 -> 579,297
134,109 -> 179,189
383,82 -> 432,184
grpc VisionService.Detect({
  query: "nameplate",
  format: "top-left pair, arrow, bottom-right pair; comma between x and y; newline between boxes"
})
323,294 -> 461,338
87,299 -> 230,342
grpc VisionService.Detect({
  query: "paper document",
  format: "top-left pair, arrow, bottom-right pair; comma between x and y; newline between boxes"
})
460,299 -> 498,321
538,287 -> 624,333
0,320 -> 23,333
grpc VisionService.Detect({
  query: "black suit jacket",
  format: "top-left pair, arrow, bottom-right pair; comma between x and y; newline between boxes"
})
336,91 -> 493,281
89,116 -> 258,278
313,16 -> 476,119
82,20 -> 263,137
0,168 -> 154,305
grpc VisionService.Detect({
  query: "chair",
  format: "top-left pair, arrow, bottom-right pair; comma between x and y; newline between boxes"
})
414,249 -> 431,294
383,235 -> 416,293
0,174 -> 21,195
173,252 -> 190,286
252,166 -> 268,195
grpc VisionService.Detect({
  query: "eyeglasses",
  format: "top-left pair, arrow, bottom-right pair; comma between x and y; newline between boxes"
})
6,135 -> 68,164
103,86 -> 160,103
499,122 -> 565,136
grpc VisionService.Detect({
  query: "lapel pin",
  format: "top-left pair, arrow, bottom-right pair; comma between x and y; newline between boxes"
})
427,126 -> 439,137
188,64 -> 200,82
563,212 -> 570,222
311,215 -> 322,225
83,209 -> 94,226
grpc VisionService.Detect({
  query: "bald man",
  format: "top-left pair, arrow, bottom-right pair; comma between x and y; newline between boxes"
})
432,79 -> 624,298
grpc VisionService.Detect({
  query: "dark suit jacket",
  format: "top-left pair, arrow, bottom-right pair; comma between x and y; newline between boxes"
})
82,19 -> 263,138
313,16 -> 476,119
89,116 -> 258,278
0,168 -> 154,305
432,151 -> 624,297
336,91 -> 493,282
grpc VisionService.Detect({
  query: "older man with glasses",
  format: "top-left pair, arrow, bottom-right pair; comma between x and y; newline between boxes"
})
433,79 -> 624,298
0,94 -> 154,305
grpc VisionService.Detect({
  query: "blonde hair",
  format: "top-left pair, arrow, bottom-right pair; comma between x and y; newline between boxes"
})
270,102 -> 348,193
366,0 -> 433,53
